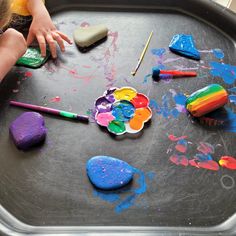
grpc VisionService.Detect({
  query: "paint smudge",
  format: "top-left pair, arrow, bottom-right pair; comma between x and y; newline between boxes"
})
229,95 -> 236,104
229,87 -> 236,93
93,168 -> 156,214
168,135 -> 219,171
150,90 -> 187,119
80,22 -> 90,27
50,96 -> 61,103
212,49 -> 224,60
151,48 -> 166,57
86,108 -> 96,123
168,134 -> 188,141
210,62 -> 236,84
143,74 -> 152,84
219,156 -> 236,170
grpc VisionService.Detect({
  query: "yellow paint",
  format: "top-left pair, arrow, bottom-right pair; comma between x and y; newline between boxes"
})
11,0 -> 45,16
186,90 -> 227,110
113,87 -> 137,101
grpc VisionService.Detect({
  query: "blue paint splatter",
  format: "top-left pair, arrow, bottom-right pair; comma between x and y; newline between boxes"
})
194,154 -> 213,162
229,87 -> 236,93
210,62 -> 236,84
224,108 -> 236,133
212,49 -> 224,60
229,95 -> 236,104
150,91 -> 187,119
151,48 -> 166,57
143,74 -> 152,84
93,190 -> 120,203
92,167 -> 156,214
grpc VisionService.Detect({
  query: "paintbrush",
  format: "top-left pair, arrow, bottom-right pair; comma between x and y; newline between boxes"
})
152,67 -> 197,78
131,31 -> 153,76
10,101 -> 89,122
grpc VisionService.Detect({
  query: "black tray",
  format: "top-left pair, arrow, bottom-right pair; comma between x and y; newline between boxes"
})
0,0 -> 236,235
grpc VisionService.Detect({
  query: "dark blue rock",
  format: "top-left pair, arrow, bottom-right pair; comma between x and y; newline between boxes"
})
86,156 -> 134,190
169,34 -> 200,60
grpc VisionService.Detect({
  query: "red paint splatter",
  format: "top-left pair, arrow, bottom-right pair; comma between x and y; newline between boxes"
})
219,156 -> 236,170
175,144 -> 187,153
25,71 -> 32,77
50,96 -> 61,103
80,22 -> 90,27
197,142 -> 214,154
168,134 -> 188,141
189,159 -> 219,171
170,155 -> 188,167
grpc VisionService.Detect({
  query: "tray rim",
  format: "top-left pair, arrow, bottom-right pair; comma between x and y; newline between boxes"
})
1,0 -> 236,235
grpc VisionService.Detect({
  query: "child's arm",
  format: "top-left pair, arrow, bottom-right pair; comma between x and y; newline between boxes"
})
0,29 -> 27,81
26,0 -> 72,58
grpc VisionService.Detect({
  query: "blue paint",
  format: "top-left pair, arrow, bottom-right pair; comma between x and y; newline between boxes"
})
93,190 -> 120,203
151,48 -> 166,57
229,95 -> 236,104
112,101 -> 135,122
210,62 -> 236,85
143,74 -> 152,84
229,87 -> 236,93
213,49 -> 224,60
115,194 -> 137,213
194,154 -> 213,162
86,156 -> 134,190
149,91 -> 187,119
169,34 -> 200,60
173,93 -> 187,106
91,165 -> 155,214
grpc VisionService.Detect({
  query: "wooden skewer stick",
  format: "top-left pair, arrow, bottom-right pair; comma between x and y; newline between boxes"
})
131,31 -> 153,76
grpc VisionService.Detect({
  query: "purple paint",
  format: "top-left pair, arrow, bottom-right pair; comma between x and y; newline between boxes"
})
9,112 -> 47,150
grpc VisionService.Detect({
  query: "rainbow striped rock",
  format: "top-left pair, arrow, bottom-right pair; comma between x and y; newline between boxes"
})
186,84 -> 228,117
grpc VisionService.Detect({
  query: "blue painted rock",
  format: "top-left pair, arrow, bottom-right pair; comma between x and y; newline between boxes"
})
9,112 -> 47,150
86,156 -> 134,190
169,34 -> 200,60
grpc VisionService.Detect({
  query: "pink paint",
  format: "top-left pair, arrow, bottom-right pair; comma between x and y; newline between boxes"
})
80,22 -> 90,27
170,155 -> 188,167
50,96 -> 61,103
197,142 -> 214,154
189,159 -> 219,171
168,134 -> 188,141
83,65 -> 91,68
96,112 -> 114,127
175,144 -> 187,153
25,71 -> 32,77
108,31 -> 118,52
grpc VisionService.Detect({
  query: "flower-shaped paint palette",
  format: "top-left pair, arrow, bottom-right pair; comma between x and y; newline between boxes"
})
95,87 -> 152,135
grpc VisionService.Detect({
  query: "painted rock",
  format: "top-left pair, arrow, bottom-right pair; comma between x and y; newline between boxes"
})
169,34 -> 200,60
86,156 -> 134,190
9,112 -> 47,150
186,84 -> 228,117
16,47 -> 50,68
73,25 -> 108,48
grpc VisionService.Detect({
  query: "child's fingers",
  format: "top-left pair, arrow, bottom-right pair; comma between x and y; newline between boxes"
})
26,31 -> 35,46
51,32 -> 65,52
56,31 -> 73,44
46,34 -> 57,58
36,34 -> 47,57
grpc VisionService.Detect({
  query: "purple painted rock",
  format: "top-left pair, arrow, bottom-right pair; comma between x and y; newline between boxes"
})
9,112 -> 47,150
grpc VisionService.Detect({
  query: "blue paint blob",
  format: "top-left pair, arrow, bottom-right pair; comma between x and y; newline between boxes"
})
210,62 -> 236,85
174,93 -> 187,106
194,154 -> 213,162
112,101 -> 135,122
229,95 -> 236,104
213,49 -> 224,60
169,34 -> 200,60
87,156 -> 134,190
151,48 -> 166,57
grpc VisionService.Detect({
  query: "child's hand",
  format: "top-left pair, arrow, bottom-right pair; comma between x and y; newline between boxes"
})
26,10 -> 72,59
0,28 -> 27,81
0,28 -> 27,60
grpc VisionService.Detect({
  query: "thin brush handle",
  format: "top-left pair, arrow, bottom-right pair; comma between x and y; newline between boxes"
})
10,101 -> 89,122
